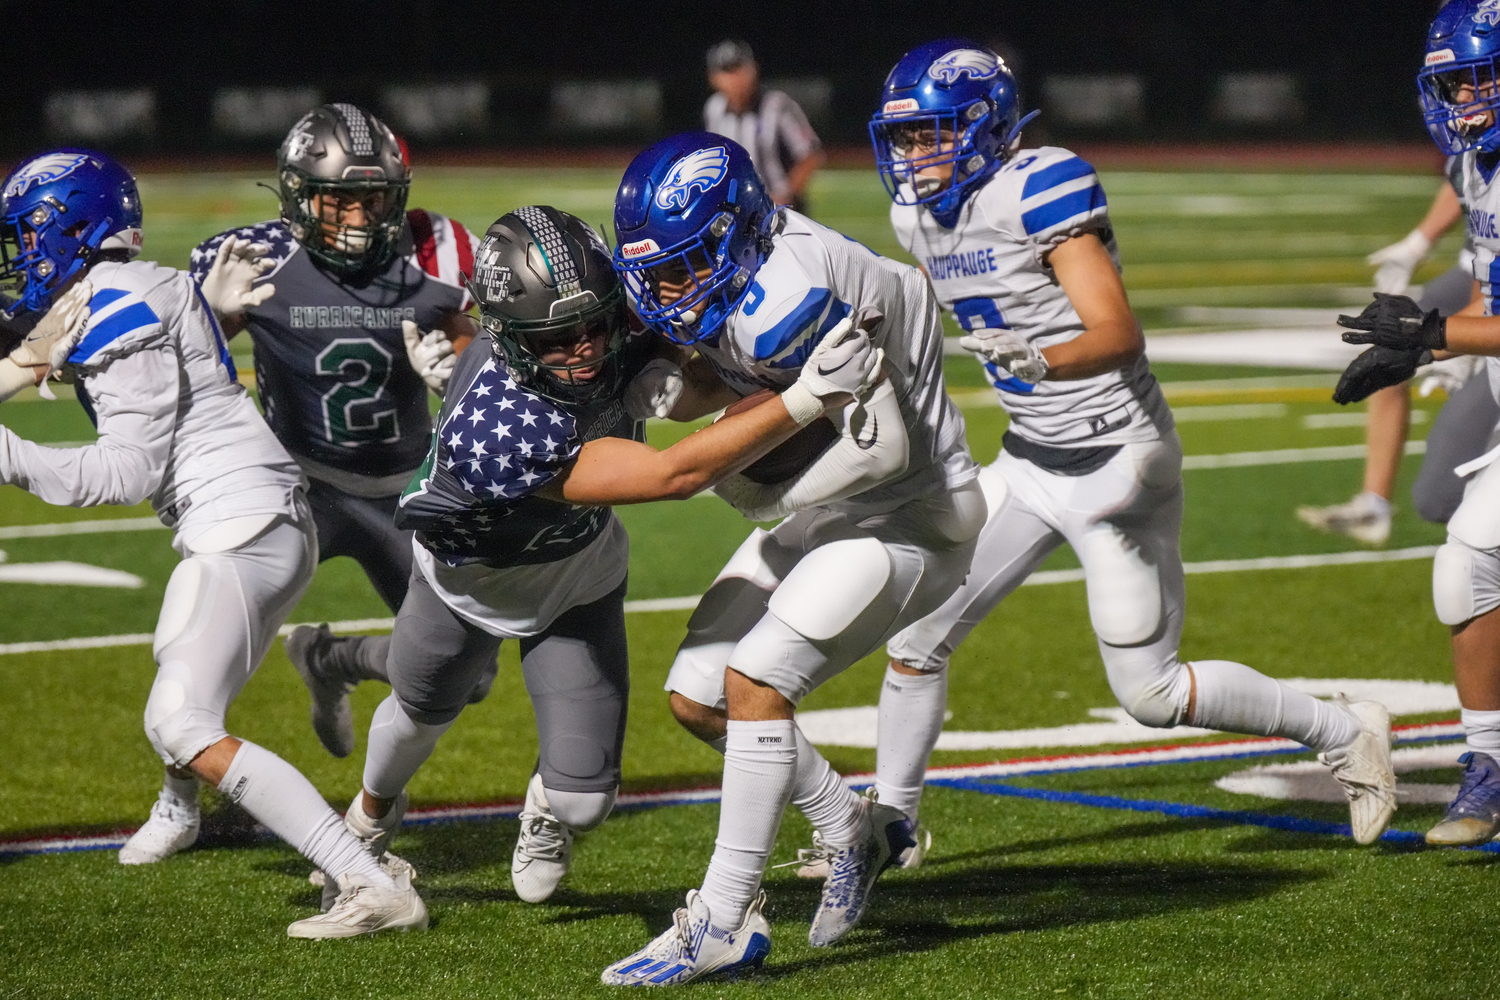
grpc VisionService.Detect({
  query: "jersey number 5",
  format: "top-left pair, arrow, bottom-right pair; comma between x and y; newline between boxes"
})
316,339 -> 400,447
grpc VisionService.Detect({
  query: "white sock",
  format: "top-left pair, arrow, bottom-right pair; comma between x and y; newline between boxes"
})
363,695 -> 453,799
163,770 -> 199,807
1356,491 -> 1392,518
874,665 -> 946,822
1189,660 -> 1359,752
790,724 -> 863,846
699,719 -> 796,930
1462,708 -> 1500,756
217,741 -> 390,887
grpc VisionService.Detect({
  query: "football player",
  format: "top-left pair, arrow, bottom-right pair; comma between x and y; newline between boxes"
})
864,41 -> 1398,856
327,206 -> 883,911
189,103 -> 489,759
1334,0 -> 1500,846
601,134 -> 986,985
0,149 -> 426,938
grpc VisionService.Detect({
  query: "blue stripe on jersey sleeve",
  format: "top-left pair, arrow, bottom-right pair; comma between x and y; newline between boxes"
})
1021,183 -> 1108,236
1020,157 -> 1096,200
752,287 -> 832,362
68,300 -> 161,363
88,288 -> 130,311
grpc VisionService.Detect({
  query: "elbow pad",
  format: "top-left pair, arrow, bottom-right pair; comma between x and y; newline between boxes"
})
712,379 -> 909,521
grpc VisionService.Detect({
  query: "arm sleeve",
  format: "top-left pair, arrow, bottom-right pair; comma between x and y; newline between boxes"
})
775,93 -> 820,161
711,379 -> 908,521
0,346 -> 178,507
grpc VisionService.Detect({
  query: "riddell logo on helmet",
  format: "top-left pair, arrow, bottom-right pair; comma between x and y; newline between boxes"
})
883,98 -> 920,113
620,239 -> 660,258
1427,48 -> 1457,66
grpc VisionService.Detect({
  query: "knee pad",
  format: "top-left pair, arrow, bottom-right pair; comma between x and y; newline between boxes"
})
545,786 -> 616,832
1078,526 -> 1162,647
768,537 -> 892,641
1433,539 -> 1500,625
1103,649 -> 1190,729
144,660 -> 229,767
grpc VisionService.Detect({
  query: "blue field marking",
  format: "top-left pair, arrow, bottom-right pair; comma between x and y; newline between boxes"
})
934,774 -> 1499,852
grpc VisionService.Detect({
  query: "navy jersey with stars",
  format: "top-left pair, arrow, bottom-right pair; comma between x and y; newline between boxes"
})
396,332 -> 646,569
190,210 -> 480,481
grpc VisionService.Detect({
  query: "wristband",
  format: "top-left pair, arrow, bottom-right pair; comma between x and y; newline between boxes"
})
778,383 -> 824,427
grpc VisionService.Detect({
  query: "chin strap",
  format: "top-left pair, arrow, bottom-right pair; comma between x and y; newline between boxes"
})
1003,110 -> 1041,155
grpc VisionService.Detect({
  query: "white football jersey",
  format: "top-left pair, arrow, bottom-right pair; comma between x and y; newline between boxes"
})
0,260 -> 302,539
891,146 -> 1173,448
695,210 -> 977,515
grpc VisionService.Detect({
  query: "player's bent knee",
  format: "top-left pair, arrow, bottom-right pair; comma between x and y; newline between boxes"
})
767,537 -> 892,641
669,691 -> 727,744
1432,539 -> 1500,626
545,786 -> 616,832
1107,658 -> 1190,729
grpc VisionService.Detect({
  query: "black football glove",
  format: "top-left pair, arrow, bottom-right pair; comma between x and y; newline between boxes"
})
1338,292 -> 1446,352
1333,344 -> 1432,405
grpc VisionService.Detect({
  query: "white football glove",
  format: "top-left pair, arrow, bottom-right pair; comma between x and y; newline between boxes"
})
624,358 -> 684,420
1416,353 -> 1485,398
1367,229 -> 1432,296
402,320 -> 457,394
798,317 -> 883,399
200,235 -> 277,319
959,326 -> 1049,383
8,279 -> 92,370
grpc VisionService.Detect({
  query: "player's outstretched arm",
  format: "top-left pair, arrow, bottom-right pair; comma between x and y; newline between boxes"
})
538,326 -> 881,506
1043,233 -> 1145,380
662,353 -> 742,420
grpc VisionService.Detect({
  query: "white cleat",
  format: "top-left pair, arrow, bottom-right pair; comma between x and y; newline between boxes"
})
792,824 -> 933,880
1296,494 -> 1391,546
314,790 -> 408,911
287,854 -> 428,939
285,624 -> 356,758
118,790 -> 200,865
808,793 -> 915,947
601,890 -> 771,986
1319,697 -> 1397,845
512,774 -> 573,903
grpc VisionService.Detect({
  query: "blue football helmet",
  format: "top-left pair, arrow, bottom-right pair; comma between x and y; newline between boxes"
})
1420,0 -> 1500,154
612,132 -> 774,344
0,149 -> 142,312
869,39 -> 1036,227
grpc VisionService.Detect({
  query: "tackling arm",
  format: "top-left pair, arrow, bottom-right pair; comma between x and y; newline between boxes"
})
664,352 -> 742,419
0,346 -> 178,507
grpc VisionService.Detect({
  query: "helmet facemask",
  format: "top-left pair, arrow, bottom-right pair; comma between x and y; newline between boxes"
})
1421,58 -> 1500,153
614,209 -> 761,345
478,280 -> 630,406
280,170 -> 409,279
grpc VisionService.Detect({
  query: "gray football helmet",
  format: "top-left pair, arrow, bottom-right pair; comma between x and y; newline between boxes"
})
276,103 -> 410,278
467,205 -> 629,406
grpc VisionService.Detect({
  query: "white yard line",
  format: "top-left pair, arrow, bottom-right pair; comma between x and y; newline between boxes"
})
0,547 -> 1439,657
0,516 -> 166,540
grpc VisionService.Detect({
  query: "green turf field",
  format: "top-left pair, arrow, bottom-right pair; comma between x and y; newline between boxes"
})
0,165 -> 1483,998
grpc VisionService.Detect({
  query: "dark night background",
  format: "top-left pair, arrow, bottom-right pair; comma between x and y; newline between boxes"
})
0,0 -> 1447,154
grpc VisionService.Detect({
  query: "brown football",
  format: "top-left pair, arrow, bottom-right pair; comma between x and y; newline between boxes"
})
722,388 -> 838,485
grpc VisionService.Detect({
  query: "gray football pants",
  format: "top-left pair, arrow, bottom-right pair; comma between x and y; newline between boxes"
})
386,566 -> 630,793
305,477 -> 412,613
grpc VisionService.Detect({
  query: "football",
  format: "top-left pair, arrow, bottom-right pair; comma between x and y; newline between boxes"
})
721,388 -> 838,484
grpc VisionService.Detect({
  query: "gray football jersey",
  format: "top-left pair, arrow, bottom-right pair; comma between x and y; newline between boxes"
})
190,210 -> 479,485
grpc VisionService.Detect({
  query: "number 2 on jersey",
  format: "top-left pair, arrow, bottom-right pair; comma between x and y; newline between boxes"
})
316,339 -> 400,446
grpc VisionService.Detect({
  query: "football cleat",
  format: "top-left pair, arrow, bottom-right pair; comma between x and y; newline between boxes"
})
791,823 -> 932,879
1295,493 -> 1391,546
1319,697 -> 1397,845
600,889 -> 770,986
288,854 -> 428,939
807,793 -> 916,947
512,774 -> 573,903
314,790 -> 408,911
118,789 -> 200,865
1427,751 -> 1500,846
285,624 -> 357,758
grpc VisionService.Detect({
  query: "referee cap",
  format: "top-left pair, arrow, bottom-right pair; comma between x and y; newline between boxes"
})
706,39 -> 755,72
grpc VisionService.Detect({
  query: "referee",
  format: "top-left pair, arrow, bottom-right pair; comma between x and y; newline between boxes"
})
704,39 -> 825,213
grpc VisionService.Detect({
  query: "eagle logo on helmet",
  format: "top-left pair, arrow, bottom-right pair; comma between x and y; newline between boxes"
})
929,48 -> 1001,86
654,146 -> 730,211
4,152 -> 92,199
1478,0 -> 1500,26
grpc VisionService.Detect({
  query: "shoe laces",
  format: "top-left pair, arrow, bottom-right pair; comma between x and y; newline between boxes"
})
517,808 -> 568,861
773,830 -> 830,870
150,791 -> 198,827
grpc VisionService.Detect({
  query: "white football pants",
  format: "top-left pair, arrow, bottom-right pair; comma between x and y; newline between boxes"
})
143,504 -> 317,767
666,479 -> 986,709
888,434 -> 1195,725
